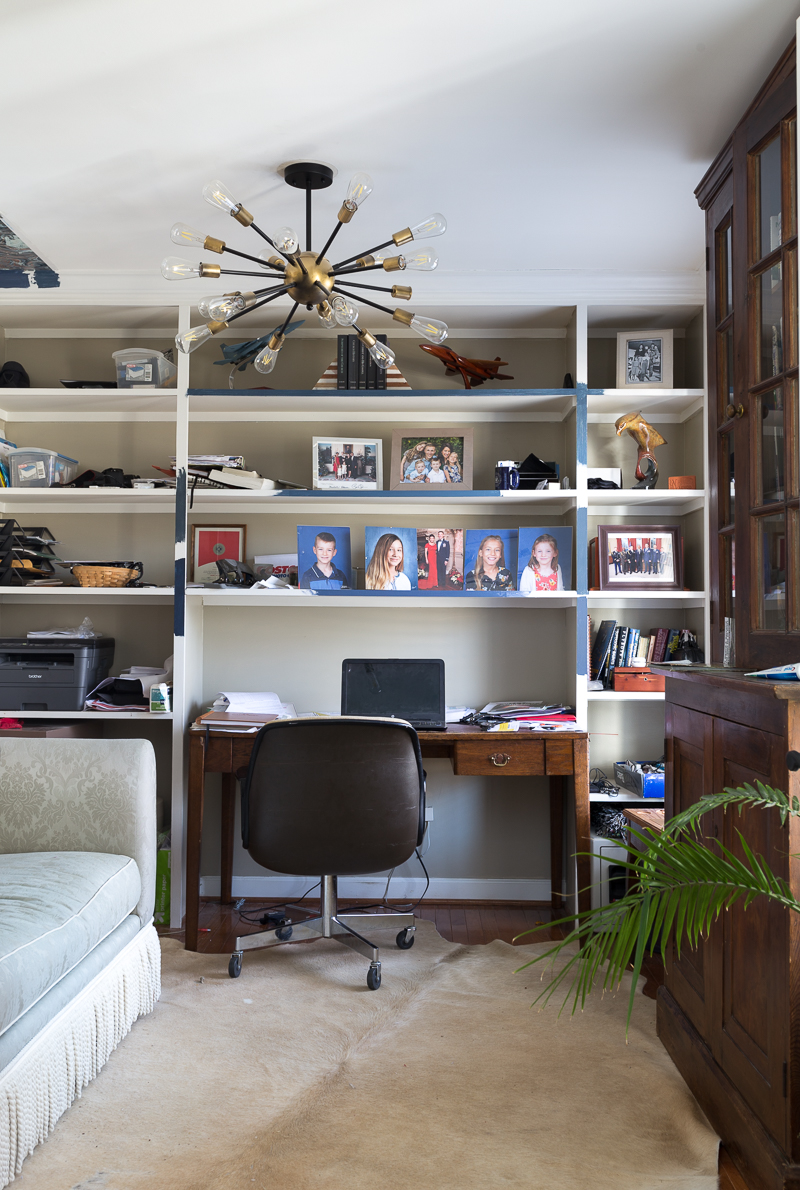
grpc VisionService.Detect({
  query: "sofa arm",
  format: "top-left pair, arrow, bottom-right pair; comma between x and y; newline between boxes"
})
0,738 -> 157,924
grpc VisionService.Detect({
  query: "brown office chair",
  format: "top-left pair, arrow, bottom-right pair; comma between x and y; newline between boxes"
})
228,716 -> 425,990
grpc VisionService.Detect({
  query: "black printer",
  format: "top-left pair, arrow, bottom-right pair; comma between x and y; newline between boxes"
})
0,637 -> 115,711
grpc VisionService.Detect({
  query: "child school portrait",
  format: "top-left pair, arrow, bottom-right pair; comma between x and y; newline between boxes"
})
464,529 -> 517,591
517,527 -> 573,593
297,525 -> 352,591
364,526 -> 418,591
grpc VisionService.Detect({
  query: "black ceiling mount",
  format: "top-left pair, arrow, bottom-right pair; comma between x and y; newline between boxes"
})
283,162 -> 334,191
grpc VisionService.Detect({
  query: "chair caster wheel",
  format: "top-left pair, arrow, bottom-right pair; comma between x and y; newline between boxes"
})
367,965 -> 381,990
396,928 -> 415,949
228,953 -> 242,978
275,925 -> 293,941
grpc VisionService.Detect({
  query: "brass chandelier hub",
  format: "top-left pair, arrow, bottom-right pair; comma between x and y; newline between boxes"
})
284,251 -> 334,305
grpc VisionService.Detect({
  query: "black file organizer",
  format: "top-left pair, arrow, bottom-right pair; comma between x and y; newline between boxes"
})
1,524 -> 61,585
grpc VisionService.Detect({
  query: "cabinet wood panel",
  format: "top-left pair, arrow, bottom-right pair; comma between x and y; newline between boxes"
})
664,701 -> 716,1041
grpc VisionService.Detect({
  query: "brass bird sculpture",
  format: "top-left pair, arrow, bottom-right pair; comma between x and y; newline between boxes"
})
615,411 -> 667,488
419,343 -> 514,389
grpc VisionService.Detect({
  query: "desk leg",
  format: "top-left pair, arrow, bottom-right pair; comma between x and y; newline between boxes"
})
220,772 -> 236,905
572,738 -> 591,918
185,735 -> 205,951
549,776 -> 565,916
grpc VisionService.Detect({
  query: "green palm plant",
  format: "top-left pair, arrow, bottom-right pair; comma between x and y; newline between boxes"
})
517,781 -> 800,1033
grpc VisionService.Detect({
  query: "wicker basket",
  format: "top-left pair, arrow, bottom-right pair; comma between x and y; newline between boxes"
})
72,565 -> 140,588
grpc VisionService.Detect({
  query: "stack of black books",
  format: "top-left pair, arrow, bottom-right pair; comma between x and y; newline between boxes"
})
337,333 -> 390,390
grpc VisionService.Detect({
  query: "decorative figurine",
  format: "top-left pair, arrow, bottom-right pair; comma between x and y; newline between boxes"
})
614,410 -> 667,488
419,343 -> 513,389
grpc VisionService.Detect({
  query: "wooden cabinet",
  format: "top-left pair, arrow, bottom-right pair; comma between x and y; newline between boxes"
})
698,41 -> 799,670
659,668 -> 800,1189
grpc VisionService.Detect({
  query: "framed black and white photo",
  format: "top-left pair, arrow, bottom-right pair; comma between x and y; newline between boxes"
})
312,437 -> 382,491
616,330 -> 673,390
389,428 -> 473,490
597,524 -> 683,592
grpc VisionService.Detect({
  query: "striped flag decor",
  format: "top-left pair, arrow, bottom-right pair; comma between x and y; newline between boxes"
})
313,359 -> 412,390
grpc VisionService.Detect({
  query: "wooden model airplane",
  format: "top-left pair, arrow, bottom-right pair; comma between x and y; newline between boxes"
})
614,410 -> 667,488
419,343 -> 514,389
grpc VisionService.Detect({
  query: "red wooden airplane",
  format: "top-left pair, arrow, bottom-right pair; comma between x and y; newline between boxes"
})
419,343 -> 514,389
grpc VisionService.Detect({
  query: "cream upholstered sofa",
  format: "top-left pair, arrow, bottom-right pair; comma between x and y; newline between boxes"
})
0,738 -> 161,1186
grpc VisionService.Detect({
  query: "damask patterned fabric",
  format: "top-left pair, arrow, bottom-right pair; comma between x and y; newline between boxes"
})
0,739 -> 157,924
0,851 -> 141,1036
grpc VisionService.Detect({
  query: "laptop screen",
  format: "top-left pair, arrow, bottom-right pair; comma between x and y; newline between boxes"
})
341,659 -> 445,723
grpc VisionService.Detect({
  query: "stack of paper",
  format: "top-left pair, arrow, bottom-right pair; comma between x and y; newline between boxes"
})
213,692 -> 296,718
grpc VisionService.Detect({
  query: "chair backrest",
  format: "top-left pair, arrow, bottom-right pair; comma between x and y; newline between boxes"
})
241,717 -> 424,877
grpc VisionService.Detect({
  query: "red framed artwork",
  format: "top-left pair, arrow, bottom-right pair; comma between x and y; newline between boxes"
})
190,524 -> 247,583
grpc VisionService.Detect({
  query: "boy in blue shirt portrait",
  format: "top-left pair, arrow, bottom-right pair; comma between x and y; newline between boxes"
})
300,532 -> 350,590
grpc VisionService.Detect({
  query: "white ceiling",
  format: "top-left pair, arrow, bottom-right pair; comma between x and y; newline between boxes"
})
1,0 -> 798,326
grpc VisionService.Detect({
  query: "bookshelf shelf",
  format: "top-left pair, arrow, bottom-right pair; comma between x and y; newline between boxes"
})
187,489 -> 577,515
587,591 -> 706,609
188,590 -> 578,609
0,709 -> 173,720
587,690 -> 665,702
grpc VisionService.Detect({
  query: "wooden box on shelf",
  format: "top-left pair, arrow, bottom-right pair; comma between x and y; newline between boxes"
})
612,667 -> 665,692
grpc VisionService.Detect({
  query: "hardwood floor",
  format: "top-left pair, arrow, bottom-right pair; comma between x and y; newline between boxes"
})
162,898 -> 743,1187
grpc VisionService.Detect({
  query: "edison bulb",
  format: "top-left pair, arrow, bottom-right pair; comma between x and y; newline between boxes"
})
409,213 -> 447,240
317,301 -> 337,330
272,226 -> 299,254
176,325 -> 213,354
254,344 -> 280,374
368,339 -> 396,370
161,256 -> 201,280
202,179 -> 240,215
399,248 -> 438,271
206,293 -> 245,321
171,223 -> 207,248
344,172 -> 374,211
331,294 -> 358,326
197,296 -> 214,317
411,315 -> 448,344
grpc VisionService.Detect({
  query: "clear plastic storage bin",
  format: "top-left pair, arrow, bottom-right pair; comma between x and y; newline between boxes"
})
112,348 -> 177,388
9,448 -> 79,487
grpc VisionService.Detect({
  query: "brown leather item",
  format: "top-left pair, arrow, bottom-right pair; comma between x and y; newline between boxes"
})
241,718 -> 425,877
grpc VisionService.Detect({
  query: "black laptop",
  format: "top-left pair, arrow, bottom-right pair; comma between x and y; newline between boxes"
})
341,659 -> 446,730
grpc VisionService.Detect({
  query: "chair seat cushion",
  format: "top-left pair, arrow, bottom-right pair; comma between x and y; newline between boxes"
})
0,851 -> 141,1037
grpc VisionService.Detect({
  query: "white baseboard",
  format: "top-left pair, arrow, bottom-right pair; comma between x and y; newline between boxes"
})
199,876 -> 552,901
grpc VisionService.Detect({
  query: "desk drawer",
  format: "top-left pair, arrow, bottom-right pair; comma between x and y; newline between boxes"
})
454,740 -> 545,776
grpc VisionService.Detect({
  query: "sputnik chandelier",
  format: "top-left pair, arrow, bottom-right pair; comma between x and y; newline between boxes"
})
162,161 -> 448,375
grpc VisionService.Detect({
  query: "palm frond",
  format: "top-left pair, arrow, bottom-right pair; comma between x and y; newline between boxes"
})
516,819 -> 800,1035
664,780 -> 799,837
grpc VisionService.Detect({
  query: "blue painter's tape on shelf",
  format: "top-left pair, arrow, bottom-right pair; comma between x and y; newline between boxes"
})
185,388 -> 579,397
274,489 -> 566,499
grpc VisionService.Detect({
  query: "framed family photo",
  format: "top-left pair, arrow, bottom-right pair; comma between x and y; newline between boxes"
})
616,330 -> 673,390
597,524 -> 682,592
389,428 -> 473,490
190,524 -> 246,583
312,437 -> 382,490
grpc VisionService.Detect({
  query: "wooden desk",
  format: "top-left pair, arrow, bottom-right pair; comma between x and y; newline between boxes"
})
184,724 -> 590,952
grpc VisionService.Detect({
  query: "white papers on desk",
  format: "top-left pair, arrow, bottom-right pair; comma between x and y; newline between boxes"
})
446,706 -> 476,723
215,692 -> 296,718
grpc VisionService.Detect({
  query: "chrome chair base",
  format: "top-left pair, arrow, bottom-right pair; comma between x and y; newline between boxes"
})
228,875 -> 416,990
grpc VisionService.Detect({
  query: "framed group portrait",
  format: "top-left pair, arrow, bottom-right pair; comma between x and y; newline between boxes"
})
597,523 -> 682,592
616,330 -> 674,390
312,437 -> 382,490
389,428 -> 473,490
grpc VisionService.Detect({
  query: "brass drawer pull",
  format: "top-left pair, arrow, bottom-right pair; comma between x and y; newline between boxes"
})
725,402 -> 745,420
491,752 -> 511,767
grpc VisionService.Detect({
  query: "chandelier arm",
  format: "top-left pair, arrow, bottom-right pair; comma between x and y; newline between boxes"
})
332,240 -> 394,270
224,284 -> 294,324
333,263 -> 387,276
277,300 -> 301,337
331,285 -> 394,317
220,268 -> 288,279
315,221 -> 344,265
332,280 -> 400,294
223,245 -> 284,269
